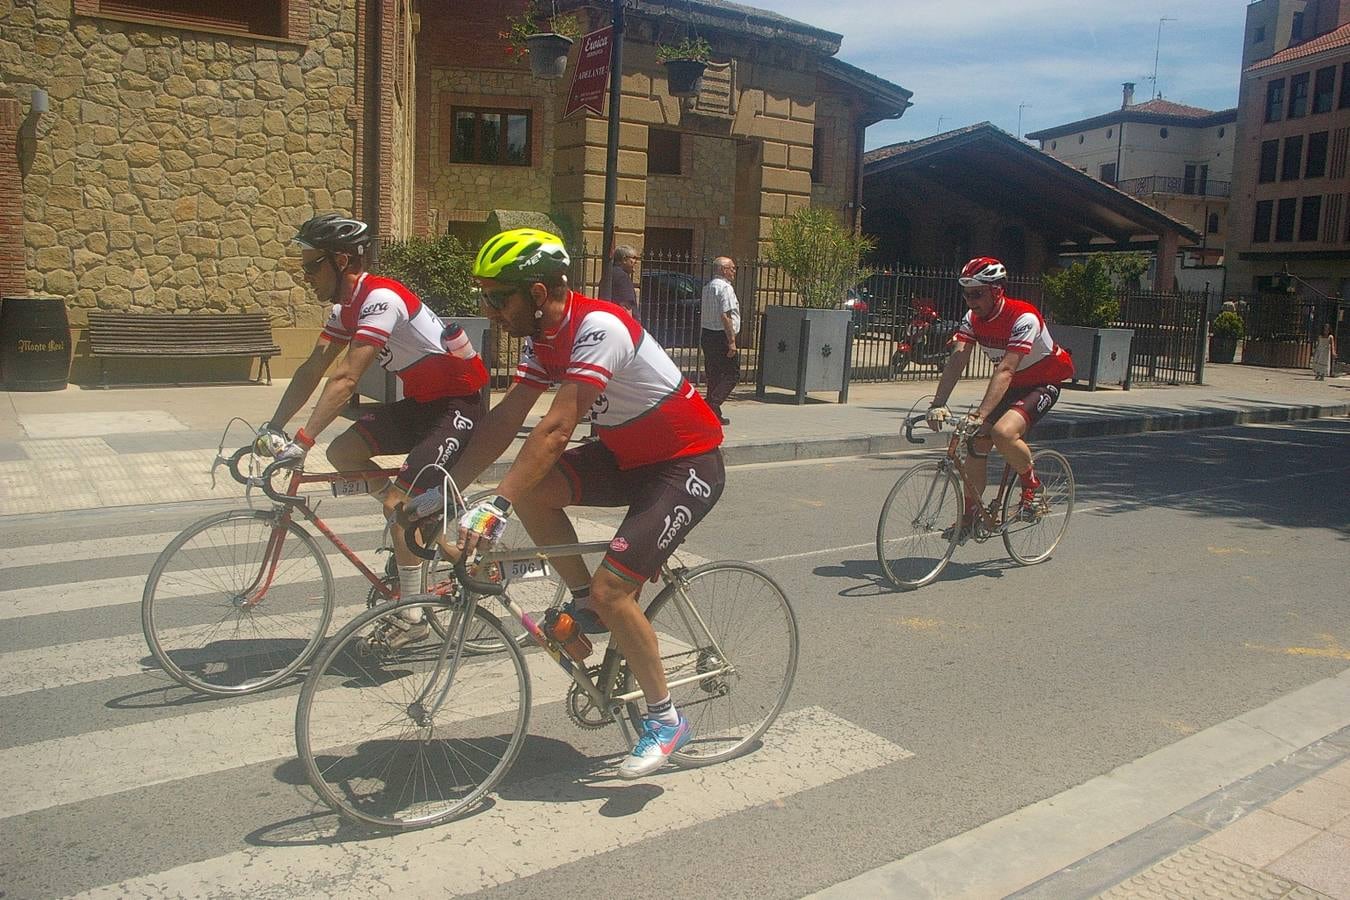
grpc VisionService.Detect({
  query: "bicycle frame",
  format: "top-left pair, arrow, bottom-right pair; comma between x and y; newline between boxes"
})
413,540 -> 737,742
238,464 -> 402,608
924,418 -> 1023,542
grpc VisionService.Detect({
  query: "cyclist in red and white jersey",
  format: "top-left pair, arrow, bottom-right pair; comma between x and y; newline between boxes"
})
259,214 -> 488,648
926,256 -> 1075,540
447,228 -> 725,779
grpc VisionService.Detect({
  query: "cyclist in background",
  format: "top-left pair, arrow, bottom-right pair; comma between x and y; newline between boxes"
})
926,256 -> 1074,541
446,228 -> 726,779
258,214 -> 489,649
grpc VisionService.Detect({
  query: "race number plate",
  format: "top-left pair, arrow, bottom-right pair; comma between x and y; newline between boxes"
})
506,558 -> 551,581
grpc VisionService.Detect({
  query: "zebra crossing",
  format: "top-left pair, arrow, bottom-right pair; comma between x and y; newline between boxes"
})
1,499 -> 914,898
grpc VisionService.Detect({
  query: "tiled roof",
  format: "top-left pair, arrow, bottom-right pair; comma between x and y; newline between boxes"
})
1126,98 -> 1217,118
1249,22 -> 1350,70
864,122 -> 990,165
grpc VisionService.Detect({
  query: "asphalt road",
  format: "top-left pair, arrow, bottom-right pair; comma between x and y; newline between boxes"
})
2,419 -> 1348,899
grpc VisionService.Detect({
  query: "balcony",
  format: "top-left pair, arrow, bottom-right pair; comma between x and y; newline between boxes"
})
1115,175 -> 1232,199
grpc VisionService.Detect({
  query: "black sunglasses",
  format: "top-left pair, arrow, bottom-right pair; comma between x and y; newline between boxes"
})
301,256 -> 329,276
477,285 -> 521,310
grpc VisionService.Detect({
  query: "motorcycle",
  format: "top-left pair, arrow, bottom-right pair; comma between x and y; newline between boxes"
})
890,303 -> 959,376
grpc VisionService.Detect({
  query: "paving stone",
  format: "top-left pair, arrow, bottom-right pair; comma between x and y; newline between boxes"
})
1200,810 -> 1320,869
1097,845 -> 1298,899
1268,779 -> 1350,830
1267,833 -> 1350,899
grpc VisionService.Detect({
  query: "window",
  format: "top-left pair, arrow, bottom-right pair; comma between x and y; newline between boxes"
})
1183,164 -> 1208,195
1306,131 -> 1329,178
1253,25 -> 1266,43
1159,127 -> 1169,139
1292,11 -> 1304,41
1299,195 -> 1322,241
1106,129 -> 1113,139
647,129 -> 682,175
1253,200 -> 1273,242
1218,127 -> 1225,138
1207,212 -> 1220,234
1078,134 -> 1084,144
1099,162 -> 1116,184
811,128 -> 825,184
1341,63 -> 1350,109
1259,140 -> 1279,182
1275,197 -> 1297,241
78,0 -> 291,38
1266,79 -> 1285,122
1289,72 -> 1310,118
451,108 -> 531,165
1281,134 -> 1304,180
1314,67 -> 1336,113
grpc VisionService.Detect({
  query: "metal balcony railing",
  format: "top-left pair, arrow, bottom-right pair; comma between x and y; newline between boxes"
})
1115,175 -> 1232,198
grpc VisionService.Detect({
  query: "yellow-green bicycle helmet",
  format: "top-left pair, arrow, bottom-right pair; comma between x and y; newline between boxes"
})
473,228 -> 571,283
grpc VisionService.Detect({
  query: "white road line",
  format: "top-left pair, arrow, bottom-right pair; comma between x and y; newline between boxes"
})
0,656 -> 566,820
0,550 -> 384,621
0,513 -> 389,571
73,706 -> 912,899
809,668 -> 1350,900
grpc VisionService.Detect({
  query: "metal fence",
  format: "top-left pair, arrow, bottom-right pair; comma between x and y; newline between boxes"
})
1225,294 -> 1348,369
481,253 -> 1206,390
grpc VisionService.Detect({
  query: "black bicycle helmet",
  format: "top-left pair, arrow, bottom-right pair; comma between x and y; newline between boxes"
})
293,214 -> 374,253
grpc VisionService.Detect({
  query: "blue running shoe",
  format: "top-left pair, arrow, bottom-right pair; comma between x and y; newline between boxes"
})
618,712 -> 691,779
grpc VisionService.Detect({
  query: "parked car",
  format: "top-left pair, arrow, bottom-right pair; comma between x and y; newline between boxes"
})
838,287 -> 872,336
640,268 -> 704,349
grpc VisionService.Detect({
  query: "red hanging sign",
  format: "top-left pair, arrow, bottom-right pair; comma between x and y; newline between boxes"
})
565,26 -> 613,118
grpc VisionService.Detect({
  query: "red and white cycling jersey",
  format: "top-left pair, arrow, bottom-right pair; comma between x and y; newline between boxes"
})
321,273 -> 488,402
514,292 -> 723,469
954,296 -> 1075,389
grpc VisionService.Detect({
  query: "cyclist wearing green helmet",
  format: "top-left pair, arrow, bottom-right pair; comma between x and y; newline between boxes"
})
449,227 -> 726,779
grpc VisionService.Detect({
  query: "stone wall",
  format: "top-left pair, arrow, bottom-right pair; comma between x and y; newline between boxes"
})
1,0 -> 357,339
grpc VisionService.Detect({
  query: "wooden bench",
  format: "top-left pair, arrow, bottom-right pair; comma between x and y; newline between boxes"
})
87,312 -> 281,387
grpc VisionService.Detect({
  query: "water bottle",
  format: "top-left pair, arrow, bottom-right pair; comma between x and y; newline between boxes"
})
543,609 -> 592,662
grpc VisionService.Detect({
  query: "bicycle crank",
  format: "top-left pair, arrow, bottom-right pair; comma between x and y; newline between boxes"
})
565,666 -> 616,729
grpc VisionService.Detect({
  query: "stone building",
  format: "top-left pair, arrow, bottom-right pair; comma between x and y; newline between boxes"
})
1228,0 -> 1350,297
1025,84 -> 1235,269
0,0 -> 910,380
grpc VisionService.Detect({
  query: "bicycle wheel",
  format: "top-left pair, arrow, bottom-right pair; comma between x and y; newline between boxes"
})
1002,448 -> 1075,566
142,509 -> 334,696
295,595 -> 531,831
626,561 -> 798,767
876,462 -> 964,589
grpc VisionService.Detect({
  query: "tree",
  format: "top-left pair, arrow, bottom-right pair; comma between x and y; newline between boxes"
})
1042,254 -> 1119,328
374,235 -> 478,317
766,208 -> 875,309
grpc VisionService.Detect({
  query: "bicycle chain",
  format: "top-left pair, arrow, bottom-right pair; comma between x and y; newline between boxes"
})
565,665 -> 619,730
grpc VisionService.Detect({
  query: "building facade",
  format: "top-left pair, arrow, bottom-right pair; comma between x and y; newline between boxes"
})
0,0 -> 909,379
1228,0 -> 1350,297
1026,85 -> 1235,267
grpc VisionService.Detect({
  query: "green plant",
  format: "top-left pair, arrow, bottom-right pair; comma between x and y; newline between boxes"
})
375,235 -> 478,318
766,207 -> 876,309
1211,310 -> 1245,339
500,2 -> 581,62
1041,255 -> 1118,328
656,36 -> 712,63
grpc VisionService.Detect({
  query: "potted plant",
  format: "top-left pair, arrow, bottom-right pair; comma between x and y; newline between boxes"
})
361,235 -> 490,406
656,37 -> 712,97
1042,253 -> 1136,390
760,207 -> 876,403
1209,310 -> 1244,364
501,2 -> 581,79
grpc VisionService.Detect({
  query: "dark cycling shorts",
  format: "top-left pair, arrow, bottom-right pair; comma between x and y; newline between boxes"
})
557,441 -> 726,583
989,382 -> 1061,433
348,394 -> 483,494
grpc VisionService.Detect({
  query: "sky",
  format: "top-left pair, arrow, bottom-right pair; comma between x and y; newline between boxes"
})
756,0 -> 1251,150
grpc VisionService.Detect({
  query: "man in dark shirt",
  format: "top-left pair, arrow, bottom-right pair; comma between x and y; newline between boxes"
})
597,244 -> 639,316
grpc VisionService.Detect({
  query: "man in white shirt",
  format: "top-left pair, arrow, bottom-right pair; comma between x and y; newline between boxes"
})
699,256 -> 740,425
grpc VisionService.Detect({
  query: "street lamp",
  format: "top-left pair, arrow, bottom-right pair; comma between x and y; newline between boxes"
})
600,0 -> 625,283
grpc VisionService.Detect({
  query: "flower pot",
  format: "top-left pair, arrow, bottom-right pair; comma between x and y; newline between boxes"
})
526,33 -> 573,79
1055,324 -> 1135,390
1209,334 -> 1238,364
663,59 -> 706,97
755,306 -> 853,404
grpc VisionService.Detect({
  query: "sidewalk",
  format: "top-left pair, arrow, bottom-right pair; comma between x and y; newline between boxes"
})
0,363 -> 1346,516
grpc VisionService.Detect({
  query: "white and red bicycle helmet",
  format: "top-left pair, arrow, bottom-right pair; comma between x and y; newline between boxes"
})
958,256 -> 1007,287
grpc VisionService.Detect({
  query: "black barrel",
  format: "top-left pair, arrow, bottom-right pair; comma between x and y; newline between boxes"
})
1,296 -> 72,391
